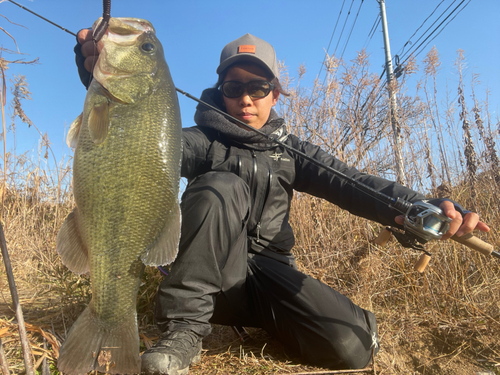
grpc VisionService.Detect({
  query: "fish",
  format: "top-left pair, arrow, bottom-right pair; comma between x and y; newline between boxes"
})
56,17 -> 182,374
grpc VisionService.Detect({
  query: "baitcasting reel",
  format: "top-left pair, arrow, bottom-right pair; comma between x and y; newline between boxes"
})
404,200 -> 451,243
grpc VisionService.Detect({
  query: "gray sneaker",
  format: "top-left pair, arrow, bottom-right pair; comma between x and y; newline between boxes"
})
141,330 -> 202,375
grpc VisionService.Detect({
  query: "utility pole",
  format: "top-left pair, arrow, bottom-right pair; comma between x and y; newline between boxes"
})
378,0 -> 406,185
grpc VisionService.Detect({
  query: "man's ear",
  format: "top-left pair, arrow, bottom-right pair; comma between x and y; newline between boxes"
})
272,89 -> 280,106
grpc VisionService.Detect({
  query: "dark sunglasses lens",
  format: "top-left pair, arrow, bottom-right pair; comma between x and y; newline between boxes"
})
247,81 -> 271,98
222,82 -> 244,98
221,81 -> 272,98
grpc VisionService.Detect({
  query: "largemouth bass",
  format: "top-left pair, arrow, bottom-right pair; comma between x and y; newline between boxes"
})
56,18 -> 182,374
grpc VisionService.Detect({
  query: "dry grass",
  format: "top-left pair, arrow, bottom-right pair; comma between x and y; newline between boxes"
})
1,48 -> 500,374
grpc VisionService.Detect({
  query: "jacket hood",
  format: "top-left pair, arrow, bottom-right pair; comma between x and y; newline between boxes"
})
194,88 -> 288,150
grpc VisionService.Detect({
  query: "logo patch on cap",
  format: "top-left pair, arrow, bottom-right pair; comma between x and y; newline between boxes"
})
238,45 -> 256,54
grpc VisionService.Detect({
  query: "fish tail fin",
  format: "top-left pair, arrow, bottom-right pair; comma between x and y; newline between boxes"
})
57,306 -> 141,375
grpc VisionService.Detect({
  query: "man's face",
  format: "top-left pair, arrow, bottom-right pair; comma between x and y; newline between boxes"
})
221,64 -> 279,130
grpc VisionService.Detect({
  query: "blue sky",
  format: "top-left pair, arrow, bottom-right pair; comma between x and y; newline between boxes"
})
1,0 -> 499,166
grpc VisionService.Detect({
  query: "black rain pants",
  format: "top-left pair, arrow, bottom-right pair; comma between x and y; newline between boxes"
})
154,171 -> 379,369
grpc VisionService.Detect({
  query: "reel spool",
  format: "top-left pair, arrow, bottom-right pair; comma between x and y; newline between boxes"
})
404,200 -> 451,243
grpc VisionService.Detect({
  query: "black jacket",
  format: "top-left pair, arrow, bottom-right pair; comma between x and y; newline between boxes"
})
181,88 -> 425,265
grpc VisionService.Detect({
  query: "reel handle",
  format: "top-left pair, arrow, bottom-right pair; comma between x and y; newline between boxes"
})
414,253 -> 431,273
372,227 -> 392,246
451,233 -> 494,257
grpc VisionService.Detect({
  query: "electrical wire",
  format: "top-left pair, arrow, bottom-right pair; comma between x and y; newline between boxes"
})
299,0 -> 349,132
319,0 -> 361,99
394,0 -> 445,58
398,0 -> 468,69
316,0 -> 346,82
373,0 -> 471,109
412,0 -> 471,61
332,0 -> 356,58
339,0 -> 365,61
363,14 -> 380,50
398,0 -> 468,66
398,0 -> 459,62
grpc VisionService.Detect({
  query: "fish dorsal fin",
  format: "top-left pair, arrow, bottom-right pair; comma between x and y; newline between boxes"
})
141,202 -> 181,266
67,113 -> 83,149
56,208 -> 89,274
88,102 -> 110,144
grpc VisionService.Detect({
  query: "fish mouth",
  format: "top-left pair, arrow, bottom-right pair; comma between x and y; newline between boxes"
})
95,18 -> 154,53
91,17 -> 159,98
93,17 -> 155,43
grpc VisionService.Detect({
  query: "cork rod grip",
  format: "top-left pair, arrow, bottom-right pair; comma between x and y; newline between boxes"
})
451,233 -> 493,257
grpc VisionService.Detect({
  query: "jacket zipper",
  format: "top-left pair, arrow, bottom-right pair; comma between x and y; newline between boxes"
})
251,150 -> 273,243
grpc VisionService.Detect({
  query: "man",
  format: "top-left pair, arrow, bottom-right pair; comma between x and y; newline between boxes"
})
75,31 -> 489,375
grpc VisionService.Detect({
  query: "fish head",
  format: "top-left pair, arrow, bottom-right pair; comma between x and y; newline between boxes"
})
92,17 -> 167,104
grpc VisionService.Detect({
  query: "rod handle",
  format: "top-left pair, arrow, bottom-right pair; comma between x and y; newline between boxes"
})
451,233 -> 494,257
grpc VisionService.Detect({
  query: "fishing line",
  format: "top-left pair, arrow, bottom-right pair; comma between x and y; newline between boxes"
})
6,0 -> 409,215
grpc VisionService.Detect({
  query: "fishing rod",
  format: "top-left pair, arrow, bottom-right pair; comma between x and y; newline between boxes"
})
7,0 -> 500,263
175,88 -> 500,262
6,0 -> 77,37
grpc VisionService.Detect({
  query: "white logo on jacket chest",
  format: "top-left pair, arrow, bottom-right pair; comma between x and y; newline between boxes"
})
270,152 -> 290,162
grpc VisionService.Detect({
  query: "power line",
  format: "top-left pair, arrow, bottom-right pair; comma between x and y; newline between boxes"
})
332,0 -> 356,58
394,0 -> 446,58
340,0 -> 365,61
317,0 -> 361,116
300,0 -> 352,127
398,0 -> 459,62
399,0 -> 468,68
315,0 -> 346,84
376,0 -> 470,95
414,0 -> 471,60
363,14 -> 380,50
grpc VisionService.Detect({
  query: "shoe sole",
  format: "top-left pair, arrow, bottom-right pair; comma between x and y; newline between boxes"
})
169,352 -> 201,375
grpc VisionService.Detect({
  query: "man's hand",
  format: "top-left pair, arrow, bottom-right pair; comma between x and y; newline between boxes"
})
75,28 -> 100,89
395,200 -> 490,241
78,29 -> 99,73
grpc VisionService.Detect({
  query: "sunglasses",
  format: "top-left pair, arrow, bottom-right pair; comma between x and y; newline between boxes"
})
220,80 -> 274,99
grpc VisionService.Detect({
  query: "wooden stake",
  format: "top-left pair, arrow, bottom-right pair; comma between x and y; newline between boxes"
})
0,221 -> 34,375
0,337 -> 10,375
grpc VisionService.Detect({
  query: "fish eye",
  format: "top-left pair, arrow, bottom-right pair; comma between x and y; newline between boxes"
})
141,43 -> 156,53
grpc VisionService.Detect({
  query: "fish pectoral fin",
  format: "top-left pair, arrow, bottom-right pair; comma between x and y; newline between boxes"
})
67,112 -> 83,149
56,208 -> 90,274
141,202 -> 181,266
88,102 -> 110,144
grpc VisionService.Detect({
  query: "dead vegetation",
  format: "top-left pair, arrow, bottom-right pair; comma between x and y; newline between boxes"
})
1,40 -> 500,375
